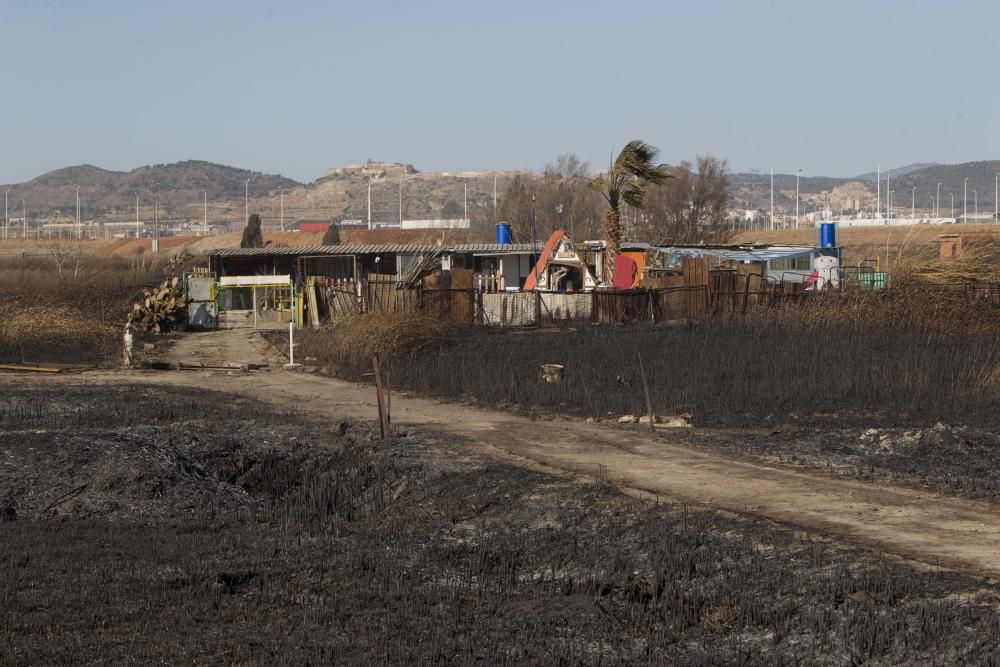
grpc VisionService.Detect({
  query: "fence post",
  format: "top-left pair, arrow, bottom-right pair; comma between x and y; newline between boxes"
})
372,354 -> 391,440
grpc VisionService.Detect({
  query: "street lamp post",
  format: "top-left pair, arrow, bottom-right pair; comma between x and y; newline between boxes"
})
936,183 -> 942,218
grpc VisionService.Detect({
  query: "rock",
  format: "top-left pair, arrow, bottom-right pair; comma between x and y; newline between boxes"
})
617,415 -> 638,424
660,416 -> 693,428
143,343 -> 156,352
925,423 -> 968,453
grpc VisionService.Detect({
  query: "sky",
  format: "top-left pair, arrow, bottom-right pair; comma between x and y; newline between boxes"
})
1,0 -> 998,184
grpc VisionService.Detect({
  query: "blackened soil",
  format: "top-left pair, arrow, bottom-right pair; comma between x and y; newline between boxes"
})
1,384 -> 998,665
665,421 -> 1000,504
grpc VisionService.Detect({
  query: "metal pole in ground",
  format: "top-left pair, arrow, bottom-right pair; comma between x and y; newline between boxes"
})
288,321 -> 294,365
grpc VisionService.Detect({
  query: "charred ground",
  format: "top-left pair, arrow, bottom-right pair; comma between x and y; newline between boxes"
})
2,383 -> 999,664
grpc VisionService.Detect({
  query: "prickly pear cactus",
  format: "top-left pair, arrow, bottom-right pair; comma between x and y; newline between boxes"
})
129,276 -> 188,333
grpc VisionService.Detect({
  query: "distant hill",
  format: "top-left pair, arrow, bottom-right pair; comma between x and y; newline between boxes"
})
0,161 -> 302,221
868,161 -> 1000,211
856,163 -> 940,182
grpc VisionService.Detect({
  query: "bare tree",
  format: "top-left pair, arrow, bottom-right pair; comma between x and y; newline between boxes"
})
41,240 -> 84,279
482,155 -> 605,245
639,156 -> 732,244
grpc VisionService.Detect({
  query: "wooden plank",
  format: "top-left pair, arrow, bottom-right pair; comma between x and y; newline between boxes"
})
306,278 -> 321,327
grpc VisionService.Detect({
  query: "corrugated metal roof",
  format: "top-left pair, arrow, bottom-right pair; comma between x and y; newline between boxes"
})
632,244 -> 815,263
208,243 -> 541,257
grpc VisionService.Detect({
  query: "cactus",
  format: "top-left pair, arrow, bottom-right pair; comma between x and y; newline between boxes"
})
128,276 -> 187,333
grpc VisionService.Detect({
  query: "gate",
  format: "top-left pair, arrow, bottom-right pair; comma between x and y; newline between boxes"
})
216,275 -> 296,329
184,271 -> 218,329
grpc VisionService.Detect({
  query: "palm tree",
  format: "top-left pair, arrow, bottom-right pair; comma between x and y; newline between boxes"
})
590,140 -> 671,281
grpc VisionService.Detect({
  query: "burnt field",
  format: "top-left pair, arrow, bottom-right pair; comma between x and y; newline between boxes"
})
287,292 -> 1000,503
3,382 -> 1000,664
376,316 -> 1000,432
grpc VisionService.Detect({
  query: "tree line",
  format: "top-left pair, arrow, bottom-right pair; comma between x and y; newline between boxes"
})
475,148 -> 732,251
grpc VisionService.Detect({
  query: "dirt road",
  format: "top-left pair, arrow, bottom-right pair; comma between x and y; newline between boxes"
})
11,329 -> 1000,579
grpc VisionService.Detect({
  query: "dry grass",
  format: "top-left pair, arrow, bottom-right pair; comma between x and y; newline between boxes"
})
0,303 -> 116,363
297,311 -> 457,370
755,287 -> 1000,337
0,255 -> 182,363
891,241 -> 1000,285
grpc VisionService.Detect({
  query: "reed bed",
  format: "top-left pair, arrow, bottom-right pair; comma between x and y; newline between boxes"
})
373,290 -> 1000,428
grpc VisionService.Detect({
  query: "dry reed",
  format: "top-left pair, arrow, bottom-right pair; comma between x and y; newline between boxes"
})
298,311 -> 457,370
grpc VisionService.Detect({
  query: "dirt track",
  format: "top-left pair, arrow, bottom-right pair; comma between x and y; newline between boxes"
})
10,329 -> 1000,579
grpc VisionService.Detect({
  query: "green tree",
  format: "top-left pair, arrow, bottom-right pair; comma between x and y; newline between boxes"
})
589,140 -> 671,280
321,222 -> 341,245
240,213 -> 264,248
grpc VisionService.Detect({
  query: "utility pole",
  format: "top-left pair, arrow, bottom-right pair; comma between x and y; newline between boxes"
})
974,190 -> 978,221
494,175 -> 498,223
245,179 -> 249,223
911,187 -> 916,221
22,200 -> 26,239
204,190 -> 209,235
136,193 -> 140,238
886,170 -> 891,220
951,193 -> 955,219
464,181 -> 468,222
964,178 -> 968,224
367,177 -> 372,230
769,168 -> 774,230
76,186 -> 81,239
398,178 -> 403,224
279,189 -> 284,231
876,162 -> 880,221
153,182 -> 159,240
936,182 -> 942,218
795,169 -> 801,229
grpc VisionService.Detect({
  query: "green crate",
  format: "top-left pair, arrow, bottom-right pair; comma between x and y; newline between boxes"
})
857,272 -> 888,289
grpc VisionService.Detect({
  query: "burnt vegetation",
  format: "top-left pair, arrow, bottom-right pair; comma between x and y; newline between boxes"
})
358,290 -> 1000,430
2,384 -> 999,664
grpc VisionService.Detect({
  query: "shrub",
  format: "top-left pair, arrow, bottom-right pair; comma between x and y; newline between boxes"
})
297,311 -> 456,372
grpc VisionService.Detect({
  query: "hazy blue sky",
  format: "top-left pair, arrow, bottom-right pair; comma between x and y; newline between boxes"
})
2,0 -> 997,183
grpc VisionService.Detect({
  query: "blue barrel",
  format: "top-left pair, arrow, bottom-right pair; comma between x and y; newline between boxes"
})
495,222 -> 512,245
819,222 -> 836,248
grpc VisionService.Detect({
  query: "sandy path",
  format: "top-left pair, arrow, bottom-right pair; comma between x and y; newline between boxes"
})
9,329 -> 1000,578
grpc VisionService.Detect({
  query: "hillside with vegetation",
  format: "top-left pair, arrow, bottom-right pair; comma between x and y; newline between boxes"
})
0,161 -> 302,223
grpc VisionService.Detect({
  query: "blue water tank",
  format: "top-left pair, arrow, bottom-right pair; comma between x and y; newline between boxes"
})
819,222 -> 836,248
495,222 -> 512,245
